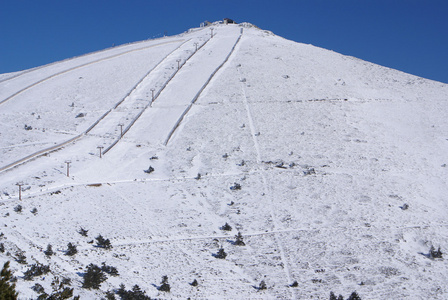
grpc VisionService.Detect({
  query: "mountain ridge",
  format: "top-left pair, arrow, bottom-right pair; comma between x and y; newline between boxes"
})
0,22 -> 447,299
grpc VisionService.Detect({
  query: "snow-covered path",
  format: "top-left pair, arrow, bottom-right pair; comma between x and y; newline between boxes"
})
122,26 -> 242,147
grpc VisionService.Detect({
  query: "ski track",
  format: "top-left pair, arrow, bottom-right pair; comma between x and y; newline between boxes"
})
0,37 -> 201,173
102,35 -> 212,155
164,32 -> 243,146
237,48 -> 296,298
0,40 -> 185,107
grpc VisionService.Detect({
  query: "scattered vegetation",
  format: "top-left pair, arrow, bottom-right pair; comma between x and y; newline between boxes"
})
117,284 -> 151,299
24,124 -> 33,130
329,291 -> 362,300
0,243 -> 4,253
82,264 -> 107,289
23,263 -> 50,280
34,277 -> 76,299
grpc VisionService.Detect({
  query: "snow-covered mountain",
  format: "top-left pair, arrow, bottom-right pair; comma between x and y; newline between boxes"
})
0,22 -> 447,299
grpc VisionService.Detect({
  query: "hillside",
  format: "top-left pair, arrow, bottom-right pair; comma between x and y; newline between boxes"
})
0,22 -> 447,299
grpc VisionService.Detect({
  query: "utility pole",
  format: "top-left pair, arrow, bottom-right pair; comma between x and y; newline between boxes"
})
65,161 -> 71,177
16,182 -> 23,200
150,88 -> 155,102
97,146 -> 104,158
118,124 -> 124,138
176,59 -> 181,70
194,42 -> 198,51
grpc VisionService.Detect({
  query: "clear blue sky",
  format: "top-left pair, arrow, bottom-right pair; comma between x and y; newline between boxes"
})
1,0 -> 447,83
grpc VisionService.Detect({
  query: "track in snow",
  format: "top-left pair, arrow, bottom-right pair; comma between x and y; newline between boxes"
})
0,36 -> 203,173
0,40 -> 185,107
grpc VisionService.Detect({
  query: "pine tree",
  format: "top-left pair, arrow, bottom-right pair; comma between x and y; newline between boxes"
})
65,243 -> 77,256
158,275 -> 170,292
215,248 -> 227,259
78,227 -> 89,237
44,244 -> 54,257
96,235 -> 112,249
430,246 -> 443,259
258,280 -> 267,290
221,222 -> 232,231
329,291 -> 337,300
234,232 -> 245,246
82,264 -> 107,289
347,291 -> 361,300
0,261 -> 18,299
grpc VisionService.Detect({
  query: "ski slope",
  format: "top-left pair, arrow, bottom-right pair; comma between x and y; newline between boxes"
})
0,22 -> 447,299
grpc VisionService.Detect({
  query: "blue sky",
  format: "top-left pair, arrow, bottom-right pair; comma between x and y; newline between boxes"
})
1,0 -> 447,83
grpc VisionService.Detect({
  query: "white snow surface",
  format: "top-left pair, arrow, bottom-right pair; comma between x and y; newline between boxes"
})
0,23 -> 447,299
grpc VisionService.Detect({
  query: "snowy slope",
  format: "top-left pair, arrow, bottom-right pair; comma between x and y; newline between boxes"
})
0,22 -> 447,299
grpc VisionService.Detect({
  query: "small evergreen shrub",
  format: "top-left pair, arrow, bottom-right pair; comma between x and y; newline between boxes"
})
65,243 -> 77,256
290,280 -> 298,287
15,251 -> 27,264
82,264 -> 107,289
158,275 -> 170,292
78,227 -> 89,237
13,205 -> 22,213
230,183 -> 241,190
430,246 -> 443,259
214,248 -> 227,259
31,283 -> 45,294
44,244 -> 54,257
258,280 -> 267,290
0,243 -> 4,253
96,235 -> 112,249
234,232 -> 245,246
104,290 -> 116,300
23,263 -> 50,280
0,261 -> 19,299
48,277 -> 75,299
221,223 -> 232,231
191,279 -> 198,287
347,291 -> 362,300
101,263 -> 119,276
144,166 -> 154,174
117,284 -> 151,299
31,208 -> 38,215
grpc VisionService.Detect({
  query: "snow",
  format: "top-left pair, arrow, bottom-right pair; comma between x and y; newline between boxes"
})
0,23 -> 447,299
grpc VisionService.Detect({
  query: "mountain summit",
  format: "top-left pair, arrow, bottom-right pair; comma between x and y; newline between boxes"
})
0,22 -> 447,299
